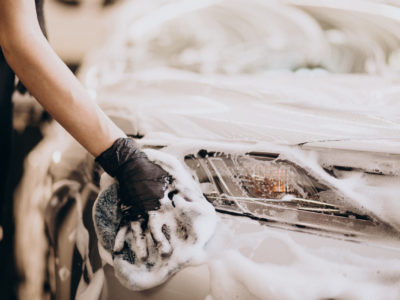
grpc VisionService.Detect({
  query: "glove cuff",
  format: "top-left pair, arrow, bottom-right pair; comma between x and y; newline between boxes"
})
95,137 -> 141,177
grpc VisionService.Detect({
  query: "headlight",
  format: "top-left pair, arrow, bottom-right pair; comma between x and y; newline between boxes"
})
184,150 -> 386,238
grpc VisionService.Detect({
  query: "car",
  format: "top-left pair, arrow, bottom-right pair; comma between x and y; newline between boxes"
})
15,1 -> 400,299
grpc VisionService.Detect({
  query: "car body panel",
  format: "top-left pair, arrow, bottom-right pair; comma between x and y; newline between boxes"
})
93,72 -> 400,147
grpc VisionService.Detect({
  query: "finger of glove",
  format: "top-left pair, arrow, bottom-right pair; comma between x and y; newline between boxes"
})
132,157 -> 170,181
119,180 -> 166,212
167,193 -> 199,243
125,181 -> 165,205
130,221 -> 148,262
120,204 -> 143,222
148,212 -> 172,258
113,225 -> 128,253
119,156 -> 170,185
119,198 -> 159,220
145,230 -> 158,265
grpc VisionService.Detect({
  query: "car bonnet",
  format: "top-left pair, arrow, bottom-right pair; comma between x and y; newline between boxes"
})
94,70 -> 400,153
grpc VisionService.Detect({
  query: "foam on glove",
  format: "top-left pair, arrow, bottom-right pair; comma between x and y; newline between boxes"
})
93,149 -> 218,291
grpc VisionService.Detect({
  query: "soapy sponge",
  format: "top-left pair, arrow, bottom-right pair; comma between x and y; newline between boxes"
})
93,149 -> 217,291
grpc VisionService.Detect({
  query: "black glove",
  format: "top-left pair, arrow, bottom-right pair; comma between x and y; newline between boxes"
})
95,138 -> 173,220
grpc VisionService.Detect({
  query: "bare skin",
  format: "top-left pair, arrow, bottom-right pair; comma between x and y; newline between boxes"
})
0,0 -> 126,157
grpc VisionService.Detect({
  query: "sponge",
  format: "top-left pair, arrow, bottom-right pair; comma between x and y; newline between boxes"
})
93,149 -> 217,291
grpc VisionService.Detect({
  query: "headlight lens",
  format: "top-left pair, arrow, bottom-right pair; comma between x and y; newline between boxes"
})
185,150 -> 384,237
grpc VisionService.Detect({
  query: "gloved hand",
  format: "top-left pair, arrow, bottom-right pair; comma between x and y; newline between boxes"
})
95,137 -> 173,221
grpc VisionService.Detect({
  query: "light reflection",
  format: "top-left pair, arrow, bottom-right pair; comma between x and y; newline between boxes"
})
52,151 -> 62,164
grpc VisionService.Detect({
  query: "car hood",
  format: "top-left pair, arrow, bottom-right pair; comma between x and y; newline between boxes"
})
94,70 -> 400,153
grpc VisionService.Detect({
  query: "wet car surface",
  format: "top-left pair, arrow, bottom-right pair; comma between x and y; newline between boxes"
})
15,1 -> 400,299
19,86 -> 400,299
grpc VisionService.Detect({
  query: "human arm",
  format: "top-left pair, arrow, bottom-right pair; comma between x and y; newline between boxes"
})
0,0 -> 125,156
0,0 -> 171,218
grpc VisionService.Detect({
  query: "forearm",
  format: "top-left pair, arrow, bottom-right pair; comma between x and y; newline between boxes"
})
0,17 -> 125,156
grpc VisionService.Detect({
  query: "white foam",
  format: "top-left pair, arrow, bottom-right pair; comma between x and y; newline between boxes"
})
90,142 -> 400,299
93,149 -> 218,291
204,219 -> 400,300
78,0 -> 400,90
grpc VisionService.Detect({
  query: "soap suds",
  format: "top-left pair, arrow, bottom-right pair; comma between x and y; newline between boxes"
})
204,218 -> 400,300
79,0 -> 400,90
89,142 -> 400,299
93,149 -> 217,291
